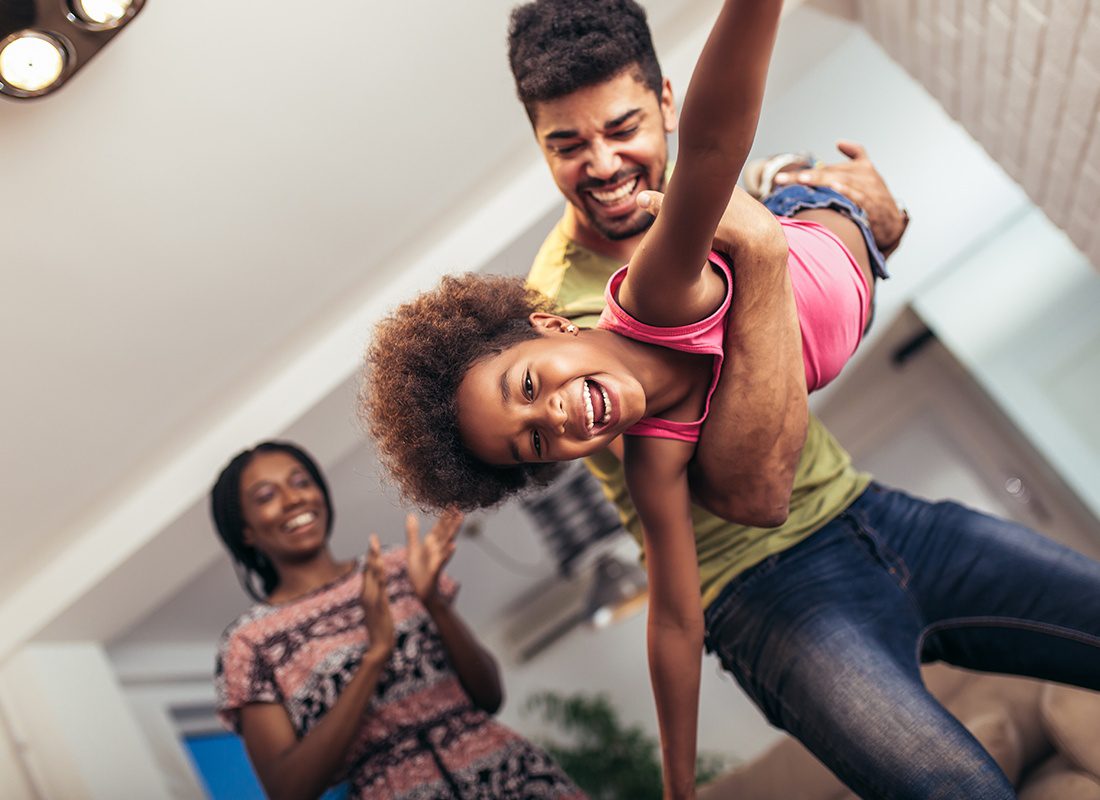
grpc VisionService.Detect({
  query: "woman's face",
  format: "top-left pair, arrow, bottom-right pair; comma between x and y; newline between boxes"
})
239,451 -> 330,562
455,321 -> 646,466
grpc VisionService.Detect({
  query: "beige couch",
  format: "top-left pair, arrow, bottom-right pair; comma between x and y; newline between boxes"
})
700,665 -> 1100,799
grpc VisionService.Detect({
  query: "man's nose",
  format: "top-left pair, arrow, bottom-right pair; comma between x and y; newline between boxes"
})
587,139 -> 622,181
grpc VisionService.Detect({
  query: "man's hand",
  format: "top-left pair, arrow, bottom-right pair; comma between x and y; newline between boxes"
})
405,509 -> 463,607
772,140 -> 907,254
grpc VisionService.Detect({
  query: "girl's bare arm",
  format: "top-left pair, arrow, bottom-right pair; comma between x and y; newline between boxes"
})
619,0 -> 785,327
625,439 -> 706,799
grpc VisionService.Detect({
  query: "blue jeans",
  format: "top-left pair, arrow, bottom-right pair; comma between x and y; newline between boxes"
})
703,482 -> 1100,799
763,184 -> 890,280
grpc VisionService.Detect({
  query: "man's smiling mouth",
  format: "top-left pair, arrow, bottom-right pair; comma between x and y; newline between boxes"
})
586,176 -> 640,208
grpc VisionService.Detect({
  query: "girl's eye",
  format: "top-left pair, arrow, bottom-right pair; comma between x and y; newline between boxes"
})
532,430 -> 542,458
524,370 -> 534,400
255,491 -> 274,505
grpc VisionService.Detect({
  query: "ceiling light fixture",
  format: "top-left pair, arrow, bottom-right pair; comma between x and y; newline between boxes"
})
70,0 -> 135,29
0,31 -> 65,93
0,0 -> 145,100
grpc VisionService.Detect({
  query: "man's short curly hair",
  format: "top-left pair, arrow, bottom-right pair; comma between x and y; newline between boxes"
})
363,273 -> 562,511
508,0 -> 663,118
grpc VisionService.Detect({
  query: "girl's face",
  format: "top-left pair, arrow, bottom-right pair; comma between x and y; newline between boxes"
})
239,451 -> 330,563
455,316 -> 646,466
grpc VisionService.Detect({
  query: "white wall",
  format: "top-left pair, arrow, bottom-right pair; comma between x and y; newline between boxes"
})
0,710 -> 36,800
0,644 -> 172,800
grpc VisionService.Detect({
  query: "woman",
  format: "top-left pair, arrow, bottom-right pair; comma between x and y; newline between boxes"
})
211,441 -> 583,799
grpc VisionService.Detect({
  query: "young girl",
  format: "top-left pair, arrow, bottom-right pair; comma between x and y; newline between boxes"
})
365,1 -> 883,794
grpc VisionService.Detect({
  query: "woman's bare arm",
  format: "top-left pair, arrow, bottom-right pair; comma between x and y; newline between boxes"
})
406,511 -> 504,713
426,598 -> 504,714
238,648 -> 389,800
239,538 -> 395,800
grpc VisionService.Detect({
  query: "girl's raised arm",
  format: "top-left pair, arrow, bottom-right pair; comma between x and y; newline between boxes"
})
619,0 -> 784,325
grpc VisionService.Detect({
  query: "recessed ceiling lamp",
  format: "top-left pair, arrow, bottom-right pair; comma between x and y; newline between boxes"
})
0,0 -> 145,99
71,0 -> 134,28
0,31 -> 64,93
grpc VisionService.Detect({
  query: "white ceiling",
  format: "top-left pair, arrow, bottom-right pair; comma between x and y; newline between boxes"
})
0,0 -> 757,655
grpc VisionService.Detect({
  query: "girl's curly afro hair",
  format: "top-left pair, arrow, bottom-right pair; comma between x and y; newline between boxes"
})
362,273 -> 562,511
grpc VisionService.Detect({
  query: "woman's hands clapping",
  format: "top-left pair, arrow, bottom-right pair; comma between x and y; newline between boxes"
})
405,509 -> 463,608
360,534 -> 395,660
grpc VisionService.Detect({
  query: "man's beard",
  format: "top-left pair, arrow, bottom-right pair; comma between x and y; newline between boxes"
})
579,165 -> 666,241
595,209 -> 656,241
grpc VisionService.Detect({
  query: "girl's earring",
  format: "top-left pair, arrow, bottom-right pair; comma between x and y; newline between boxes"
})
565,324 -> 577,335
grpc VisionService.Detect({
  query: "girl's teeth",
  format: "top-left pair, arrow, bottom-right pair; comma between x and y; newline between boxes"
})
583,380 -> 594,431
600,386 -> 611,424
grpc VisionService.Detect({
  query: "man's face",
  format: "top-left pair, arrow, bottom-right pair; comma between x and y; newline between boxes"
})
531,69 -> 676,242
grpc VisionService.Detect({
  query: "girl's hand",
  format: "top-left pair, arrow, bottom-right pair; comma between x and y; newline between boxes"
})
360,534 -> 395,659
405,509 -> 463,607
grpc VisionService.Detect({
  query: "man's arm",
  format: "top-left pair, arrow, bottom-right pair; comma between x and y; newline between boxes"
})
640,187 -> 807,527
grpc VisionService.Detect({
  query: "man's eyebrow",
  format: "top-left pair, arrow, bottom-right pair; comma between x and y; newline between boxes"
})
509,440 -> 522,463
545,127 -> 580,142
606,108 -> 641,128
544,108 -> 642,142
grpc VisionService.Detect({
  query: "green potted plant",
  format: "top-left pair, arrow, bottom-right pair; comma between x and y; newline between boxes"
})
525,691 -> 729,799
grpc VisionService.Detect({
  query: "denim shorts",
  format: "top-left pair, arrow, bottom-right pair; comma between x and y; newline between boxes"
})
763,184 -> 889,280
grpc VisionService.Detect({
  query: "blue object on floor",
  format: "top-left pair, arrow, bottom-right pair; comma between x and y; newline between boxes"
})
185,731 -> 348,799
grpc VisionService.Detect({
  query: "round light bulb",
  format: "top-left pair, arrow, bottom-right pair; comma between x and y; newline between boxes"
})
75,0 -> 133,25
0,34 -> 65,93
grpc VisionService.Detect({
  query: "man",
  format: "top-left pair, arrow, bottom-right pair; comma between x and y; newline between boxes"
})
509,1 -> 1100,798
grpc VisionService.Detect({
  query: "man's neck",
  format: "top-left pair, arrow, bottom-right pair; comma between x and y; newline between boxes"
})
562,203 -> 642,263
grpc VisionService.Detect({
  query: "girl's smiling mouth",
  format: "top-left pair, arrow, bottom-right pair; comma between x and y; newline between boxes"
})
582,378 -> 613,434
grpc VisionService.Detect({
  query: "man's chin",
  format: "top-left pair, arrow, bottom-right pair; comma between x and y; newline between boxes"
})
592,209 -> 655,241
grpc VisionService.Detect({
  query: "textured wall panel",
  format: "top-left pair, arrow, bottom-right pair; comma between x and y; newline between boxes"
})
858,0 -> 1100,269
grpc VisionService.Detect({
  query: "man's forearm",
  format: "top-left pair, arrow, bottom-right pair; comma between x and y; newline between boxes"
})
691,202 -> 808,526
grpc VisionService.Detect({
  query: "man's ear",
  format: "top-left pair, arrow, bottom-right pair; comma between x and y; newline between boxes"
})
529,312 -> 575,334
660,77 -> 677,133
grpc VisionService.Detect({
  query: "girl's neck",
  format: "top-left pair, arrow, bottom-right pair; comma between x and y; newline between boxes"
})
267,549 -> 352,604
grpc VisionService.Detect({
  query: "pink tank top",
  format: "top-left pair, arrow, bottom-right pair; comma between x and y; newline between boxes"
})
597,217 -> 868,443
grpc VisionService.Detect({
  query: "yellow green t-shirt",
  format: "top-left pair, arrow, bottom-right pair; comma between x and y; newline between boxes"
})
526,220 -> 872,608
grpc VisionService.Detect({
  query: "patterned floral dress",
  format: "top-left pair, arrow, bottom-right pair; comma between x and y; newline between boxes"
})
216,549 -> 584,799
